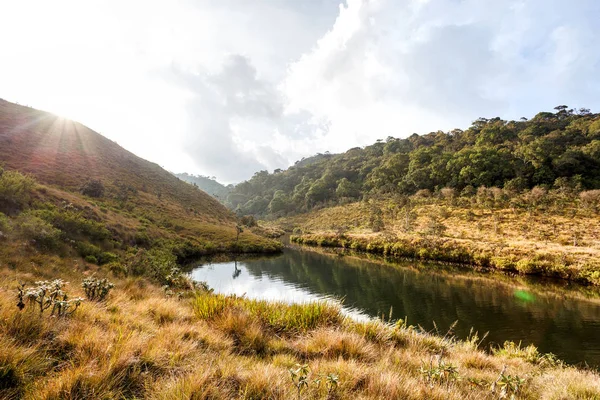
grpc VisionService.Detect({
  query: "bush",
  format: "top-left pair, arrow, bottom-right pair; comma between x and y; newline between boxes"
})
76,241 -> 102,260
99,252 -> 118,264
15,213 -> 61,250
580,190 -> 600,212
0,211 -> 8,232
0,169 -> 36,213
84,255 -> 98,264
80,179 -> 105,198
127,248 -> 178,283
33,208 -> 110,241
240,215 -> 257,227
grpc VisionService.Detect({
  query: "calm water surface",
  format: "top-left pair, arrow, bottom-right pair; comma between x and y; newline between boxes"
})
190,248 -> 600,367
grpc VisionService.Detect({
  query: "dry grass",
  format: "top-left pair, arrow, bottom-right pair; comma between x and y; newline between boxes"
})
280,196 -> 600,284
2,261 -> 600,400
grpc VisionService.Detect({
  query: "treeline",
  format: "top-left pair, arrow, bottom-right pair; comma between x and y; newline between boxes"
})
175,172 -> 232,200
226,106 -> 600,216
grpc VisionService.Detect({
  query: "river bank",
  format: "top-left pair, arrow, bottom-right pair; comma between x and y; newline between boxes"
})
290,232 -> 600,285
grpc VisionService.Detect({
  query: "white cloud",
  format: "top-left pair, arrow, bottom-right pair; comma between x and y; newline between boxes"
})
1,0 -> 599,182
283,0 -> 600,155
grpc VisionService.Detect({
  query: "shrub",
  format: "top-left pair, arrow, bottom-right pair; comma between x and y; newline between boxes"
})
134,230 -> 152,247
77,241 -> 102,260
33,208 -> 110,241
80,179 -> 105,198
0,168 -> 36,213
84,255 -> 98,264
0,211 -> 8,232
127,248 -> 179,283
240,215 -> 257,227
99,252 -> 118,264
82,277 -> 115,301
15,213 -> 61,249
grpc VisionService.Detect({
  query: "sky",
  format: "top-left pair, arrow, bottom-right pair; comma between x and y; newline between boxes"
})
1,0 -> 599,184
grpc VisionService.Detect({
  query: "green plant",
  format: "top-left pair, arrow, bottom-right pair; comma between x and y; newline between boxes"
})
0,168 -> 36,213
15,213 -> 61,250
325,373 -> 339,394
419,355 -> 459,386
289,364 -> 310,399
84,255 -> 98,264
17,280 -> 83,317
80,179 -> 105,198
491,366 -> 525,400
81,277 -> 115,301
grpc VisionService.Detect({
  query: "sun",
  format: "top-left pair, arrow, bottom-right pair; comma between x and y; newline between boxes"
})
42,97 -> 87,123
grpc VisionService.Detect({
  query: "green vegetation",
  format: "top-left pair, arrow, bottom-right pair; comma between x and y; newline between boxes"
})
81,277 -> 115,301
226,106 -> 600,217
176,172 -> 232,200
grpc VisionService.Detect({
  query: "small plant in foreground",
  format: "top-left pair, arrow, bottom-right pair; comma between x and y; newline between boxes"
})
289,364 -> 310,399
290,364 -> 340,399
325,373 -> 340,394
491,366 -> 525,400
82,277 -> 115,301
17,280 -> 83,317
419,355 -> 459,386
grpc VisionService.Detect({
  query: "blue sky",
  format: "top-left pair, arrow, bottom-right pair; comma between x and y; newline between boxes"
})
1,0 -> 599,183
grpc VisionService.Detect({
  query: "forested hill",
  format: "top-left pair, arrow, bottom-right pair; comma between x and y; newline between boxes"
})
226,106 -> 600,216
175,173 -> 231,200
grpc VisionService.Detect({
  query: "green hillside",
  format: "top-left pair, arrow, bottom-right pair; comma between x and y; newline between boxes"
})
227,106 -> 600,217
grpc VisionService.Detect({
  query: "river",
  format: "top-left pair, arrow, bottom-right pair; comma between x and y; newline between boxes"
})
190,247 -> 600,367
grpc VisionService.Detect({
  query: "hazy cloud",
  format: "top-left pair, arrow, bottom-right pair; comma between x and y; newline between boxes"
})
2,0 -> 599,182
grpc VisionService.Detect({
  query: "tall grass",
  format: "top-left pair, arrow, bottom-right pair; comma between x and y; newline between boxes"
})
193,293 -> 342,334
2,268 -> 600,399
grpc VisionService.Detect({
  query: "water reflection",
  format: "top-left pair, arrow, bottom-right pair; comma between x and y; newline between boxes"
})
191,248 -> 600,367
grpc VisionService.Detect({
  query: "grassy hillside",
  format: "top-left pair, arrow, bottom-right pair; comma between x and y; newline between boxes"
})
275,188 -> 600,285
226,106 -> 600,217
0,99 -> 231,222
0,99 -> 281,263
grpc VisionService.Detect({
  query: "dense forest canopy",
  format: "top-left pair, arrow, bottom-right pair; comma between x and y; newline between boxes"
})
226,106 -> 600,216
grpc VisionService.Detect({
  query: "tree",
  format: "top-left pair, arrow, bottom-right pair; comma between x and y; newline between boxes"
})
268,190 -> 289,214
335,178 -> 360,199
80,179 -> 105,198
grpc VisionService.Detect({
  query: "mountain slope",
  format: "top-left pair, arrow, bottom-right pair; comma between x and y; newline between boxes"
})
0,99 -> 280,263
0,99 -> 231,223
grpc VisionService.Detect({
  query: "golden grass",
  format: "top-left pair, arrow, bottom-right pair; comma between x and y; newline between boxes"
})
279,197 -> 600,284
2,261 -> 600,400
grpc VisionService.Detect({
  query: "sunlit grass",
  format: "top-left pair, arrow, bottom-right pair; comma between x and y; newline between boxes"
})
2,263 -> 600,399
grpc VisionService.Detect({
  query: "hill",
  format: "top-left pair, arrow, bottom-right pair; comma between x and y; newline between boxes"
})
0,99 -> 281,268
175,172 -> 231,201
0,99 -> 231,223
226,106 -> 600,217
